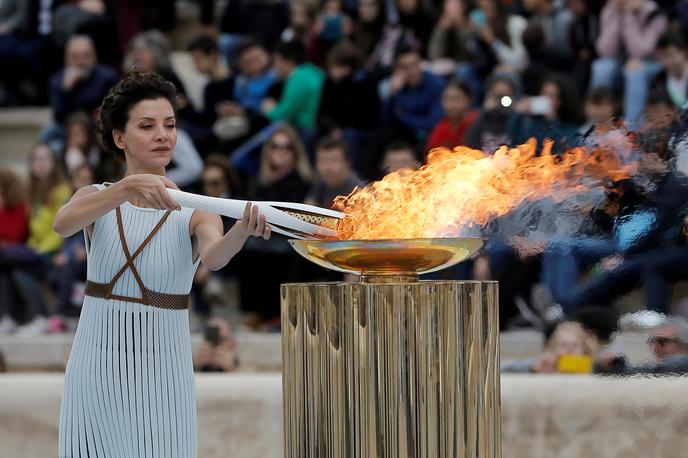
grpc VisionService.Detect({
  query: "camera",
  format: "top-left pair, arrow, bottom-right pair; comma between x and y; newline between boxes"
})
204,324 -> 220,347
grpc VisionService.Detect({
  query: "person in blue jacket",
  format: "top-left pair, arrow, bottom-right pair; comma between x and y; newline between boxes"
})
380,44 -> 445,143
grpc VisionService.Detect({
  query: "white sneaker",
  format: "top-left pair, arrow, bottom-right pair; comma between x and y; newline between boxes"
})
15,316 -> 49,336
619,310 -> 667,332
0,315 -> 17,334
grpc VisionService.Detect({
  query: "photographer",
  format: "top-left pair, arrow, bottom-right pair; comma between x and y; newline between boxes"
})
511,74 -> 584,151
194,318 -> 239,373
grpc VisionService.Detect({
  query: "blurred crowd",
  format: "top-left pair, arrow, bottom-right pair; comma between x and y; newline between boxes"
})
1,0 -> 688,375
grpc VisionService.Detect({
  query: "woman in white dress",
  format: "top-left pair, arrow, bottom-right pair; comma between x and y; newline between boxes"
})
53,71 -> 271,457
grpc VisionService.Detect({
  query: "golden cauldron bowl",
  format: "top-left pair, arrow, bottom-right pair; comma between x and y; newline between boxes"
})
289,237 -> 483,280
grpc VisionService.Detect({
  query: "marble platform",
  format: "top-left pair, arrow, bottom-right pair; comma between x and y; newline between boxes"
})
1,373 -> 687,458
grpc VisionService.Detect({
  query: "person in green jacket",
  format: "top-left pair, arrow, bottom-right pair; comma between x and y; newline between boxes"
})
261,40 -> 325,131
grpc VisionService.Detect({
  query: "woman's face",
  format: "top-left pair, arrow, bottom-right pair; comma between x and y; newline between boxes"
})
358,0 -> 380,22
268,132 -> 296,171
113,98 -> 177,171
71,166 -> 95,190
202,165 -> 228,198
30,145 -> 56,180
290,4 -> 310,28
540,81 -> 561,116
484,80 -> 514,109
442,85 -> 471,119
273,53 -> 293,80
478,0 -> 496,17
67,122 -> 89,150
397,0 -> 418,15
131,46 -> 157,73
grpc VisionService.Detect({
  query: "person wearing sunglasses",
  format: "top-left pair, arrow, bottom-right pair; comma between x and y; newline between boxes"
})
232,125 -> 313,329
597,317 -> 688,375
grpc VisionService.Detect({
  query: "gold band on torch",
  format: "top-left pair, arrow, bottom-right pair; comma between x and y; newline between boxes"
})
281,280 -> 501,458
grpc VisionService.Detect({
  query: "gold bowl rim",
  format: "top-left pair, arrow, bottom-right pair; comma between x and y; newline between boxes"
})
288,237 -> 484,276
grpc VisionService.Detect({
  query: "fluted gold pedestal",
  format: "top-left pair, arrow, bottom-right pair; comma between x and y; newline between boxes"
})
281,280 -> 501,458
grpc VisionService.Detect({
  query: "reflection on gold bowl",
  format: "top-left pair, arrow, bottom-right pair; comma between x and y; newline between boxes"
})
289,238 -> 483,278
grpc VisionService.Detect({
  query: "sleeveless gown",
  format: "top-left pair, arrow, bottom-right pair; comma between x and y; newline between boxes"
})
59,184 -> 200,458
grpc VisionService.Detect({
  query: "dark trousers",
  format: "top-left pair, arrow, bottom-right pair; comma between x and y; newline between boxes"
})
541,237 -> 618,313
485,239 -> 542,329
543,239 -> 688,314
0,245 -> 47,318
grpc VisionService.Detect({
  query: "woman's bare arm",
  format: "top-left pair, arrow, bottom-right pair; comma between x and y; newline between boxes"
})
53,174 -> 180,237
191,203 -> 271,271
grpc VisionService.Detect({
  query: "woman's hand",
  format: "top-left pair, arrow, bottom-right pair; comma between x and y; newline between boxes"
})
195,341 -> 215,367
123,174 -> 180,211
191,203 -> 271,272
233,202 -> 272,241
261,98 -> 277,114
533,352 -> 559,373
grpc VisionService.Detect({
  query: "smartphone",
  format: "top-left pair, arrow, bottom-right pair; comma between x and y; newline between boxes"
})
205,325 -> 220,347
557,354 -> 593,373
529,96 -> 552,116
469,9 -> 487,29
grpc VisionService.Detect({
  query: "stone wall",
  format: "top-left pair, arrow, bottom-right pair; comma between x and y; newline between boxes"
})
1,373 -> 687,458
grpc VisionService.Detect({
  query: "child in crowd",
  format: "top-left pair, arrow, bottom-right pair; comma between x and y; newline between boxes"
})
12,144 -> 72,335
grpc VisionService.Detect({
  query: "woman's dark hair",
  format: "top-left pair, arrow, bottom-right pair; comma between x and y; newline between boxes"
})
656,31 -> 687,51
187,34 -> 219,55
275,40 -> 306,65
572,307 -> 619,344
522,21 -> 545,54
327,40 -> 363,70
203,154 -> 242,196
444,77 -> 473,100
0,167 -> 26,208
585,86 -> 617,105
484,0 -> 510,47
540,74 -> 584,125
64,111 -> 98,155
97,71 -> 178,161
29,143 -> 67,206
236,37 -> 265,58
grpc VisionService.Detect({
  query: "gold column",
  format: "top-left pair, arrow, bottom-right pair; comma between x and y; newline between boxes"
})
281,280 -> 501,458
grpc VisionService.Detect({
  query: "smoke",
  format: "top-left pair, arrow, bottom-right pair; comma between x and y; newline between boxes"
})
468,127 -> 663,247
336,122 -> 682,242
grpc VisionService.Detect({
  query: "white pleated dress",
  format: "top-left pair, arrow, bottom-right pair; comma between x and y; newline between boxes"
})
59,184 -> 200,458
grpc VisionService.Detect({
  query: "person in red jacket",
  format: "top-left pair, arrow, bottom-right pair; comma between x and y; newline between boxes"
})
426,78 -> 478,152
0,168 -> 28,244
0,167 -> 29,333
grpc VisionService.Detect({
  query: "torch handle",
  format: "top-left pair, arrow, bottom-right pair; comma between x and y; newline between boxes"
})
167,189 -> 339,239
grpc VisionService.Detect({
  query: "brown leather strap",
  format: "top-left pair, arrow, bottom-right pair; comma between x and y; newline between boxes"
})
105,207 -> 172,304
85,281 -> 189,310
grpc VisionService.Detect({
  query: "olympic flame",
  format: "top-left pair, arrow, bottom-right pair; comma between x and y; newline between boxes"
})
334,139 -> 635,240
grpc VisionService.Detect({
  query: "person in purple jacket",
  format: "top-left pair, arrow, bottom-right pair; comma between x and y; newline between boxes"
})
590,0 -> 667,127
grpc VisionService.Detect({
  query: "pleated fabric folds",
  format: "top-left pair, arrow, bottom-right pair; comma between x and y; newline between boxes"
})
59,186 -> 200,458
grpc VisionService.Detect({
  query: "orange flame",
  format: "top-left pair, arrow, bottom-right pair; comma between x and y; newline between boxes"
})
334,139 -> 635,240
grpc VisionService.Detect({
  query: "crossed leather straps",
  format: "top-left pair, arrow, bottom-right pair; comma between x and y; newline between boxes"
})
103,208 -> 173,305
